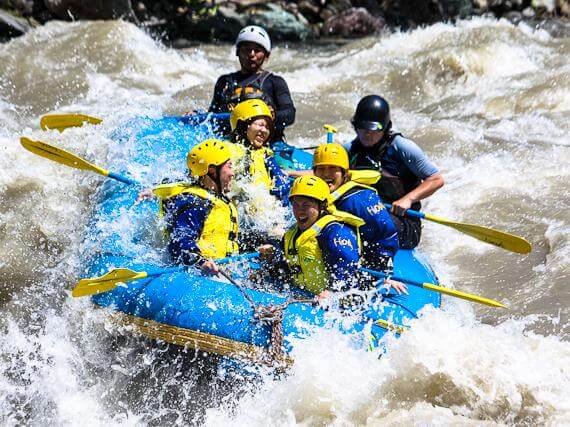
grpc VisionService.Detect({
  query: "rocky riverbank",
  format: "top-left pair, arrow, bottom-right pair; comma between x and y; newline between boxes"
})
1,0 -> 569,44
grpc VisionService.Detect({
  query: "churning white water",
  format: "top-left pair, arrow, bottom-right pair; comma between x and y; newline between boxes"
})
0,18 -> 569,424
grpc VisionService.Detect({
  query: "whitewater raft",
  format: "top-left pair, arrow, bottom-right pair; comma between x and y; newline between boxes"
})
83,115 -> 441,363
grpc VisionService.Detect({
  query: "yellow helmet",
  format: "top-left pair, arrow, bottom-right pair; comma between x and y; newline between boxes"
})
289,176 -> 330,202
230,99 -> 273,131
186,139 -> 231,177
313,143 -> 349,171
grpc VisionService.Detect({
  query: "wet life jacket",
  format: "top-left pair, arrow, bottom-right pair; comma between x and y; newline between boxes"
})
154,183 -> 239,259
283,211 -> 364,295
329,170 -> 381,204
227,142 -> 273,190
350,134 -> 422,210
225,71 -> 272,110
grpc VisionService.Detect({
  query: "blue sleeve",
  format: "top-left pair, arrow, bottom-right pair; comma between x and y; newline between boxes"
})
337,189 -> 399,258
317,222 -> 360,291
266,155 -> 291,202
164,195 -> 210,265
393,135 -> 439,179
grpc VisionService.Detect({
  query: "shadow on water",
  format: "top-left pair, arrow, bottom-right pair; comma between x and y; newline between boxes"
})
92,331 -> 266,425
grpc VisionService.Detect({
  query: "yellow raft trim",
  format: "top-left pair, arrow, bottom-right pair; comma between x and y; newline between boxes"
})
109,311 -> 293,366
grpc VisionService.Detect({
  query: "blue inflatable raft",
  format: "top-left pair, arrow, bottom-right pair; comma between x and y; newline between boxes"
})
82,115 -> 441,364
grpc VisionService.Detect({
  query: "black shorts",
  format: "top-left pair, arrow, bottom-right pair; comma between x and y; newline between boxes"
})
389,213 -> 422,249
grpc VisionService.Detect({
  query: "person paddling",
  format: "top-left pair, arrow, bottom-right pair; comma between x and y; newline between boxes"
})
208,25 -> 296,143
259,176 -> 363,301
349,95 -> 444,249
312,143 -> 401,276
154,139 -> 238,275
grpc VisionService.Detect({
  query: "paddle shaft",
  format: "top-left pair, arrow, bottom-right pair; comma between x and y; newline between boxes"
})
383,203 -> 424,220
360,267 -> 506,308
108,171 -> 138,186
142,251 -> 260,278
383,203 -> 531,254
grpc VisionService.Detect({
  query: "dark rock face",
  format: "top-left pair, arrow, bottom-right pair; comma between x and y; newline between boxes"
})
0,0 -> 568,43
43,0 -> 138,22
0,9 -> 31,40
322,7 -> 386,37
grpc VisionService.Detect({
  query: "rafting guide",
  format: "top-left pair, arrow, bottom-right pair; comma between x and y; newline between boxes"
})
349,95 -> 445,249
205,25 -> 296,143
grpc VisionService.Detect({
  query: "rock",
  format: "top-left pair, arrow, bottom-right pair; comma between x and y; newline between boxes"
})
559,0 -> 570,17
0,9 -> 31,40
298,0 -> 321,23
246,3 -> 313,41
171,37 -> 192,49
438,0 -> 474,17
352,0 -> 384,17
534,17 -> 570,37
322,7 -> 385,38
43,0 -> 138,22
522,6 -> 536,17
504,10 -> 523,24
324,0 -> 353,15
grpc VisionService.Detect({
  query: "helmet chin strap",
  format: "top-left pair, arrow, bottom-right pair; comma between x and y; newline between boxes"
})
207,166 -> 224,195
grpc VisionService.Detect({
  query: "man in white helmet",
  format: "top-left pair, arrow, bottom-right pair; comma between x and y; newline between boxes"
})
208,25 -> 296,143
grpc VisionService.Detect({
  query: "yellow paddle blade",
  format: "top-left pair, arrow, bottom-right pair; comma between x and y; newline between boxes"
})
40,114 -> 103,132
20,137 -> 109,177
323,124 -> 337,134
72,268 -> 148,297
424,213 -> 532,254
422,282 -> 507,309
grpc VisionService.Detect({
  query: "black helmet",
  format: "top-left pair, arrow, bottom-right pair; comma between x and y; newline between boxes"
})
351,95 -> 391,132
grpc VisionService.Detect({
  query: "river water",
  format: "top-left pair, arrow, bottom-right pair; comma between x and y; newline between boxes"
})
0,18 -> 569,425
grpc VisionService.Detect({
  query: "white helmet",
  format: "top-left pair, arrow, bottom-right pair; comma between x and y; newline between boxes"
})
235,25 -> 271,53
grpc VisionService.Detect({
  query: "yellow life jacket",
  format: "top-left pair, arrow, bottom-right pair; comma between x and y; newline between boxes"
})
329,170 -> 383,208
226,141 -> 273,190
248,146 -> 273,189
153,183 -> 239,259
283,211 -> 364,295
348,169 -> 381,186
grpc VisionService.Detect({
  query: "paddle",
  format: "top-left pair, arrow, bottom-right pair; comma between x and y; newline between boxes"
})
323,124 -> 337,143
20,137 -> 138,186
40,112 -> 231,132
384,203 -> 531,254
360,267 -> 507,309
40,114 -> 103,132
274,124 -> 338,155
72,252 -> 260,297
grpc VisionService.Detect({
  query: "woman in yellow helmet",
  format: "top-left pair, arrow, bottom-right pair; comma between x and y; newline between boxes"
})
153,139 -> 238,274
260,176 -> 364,301
313,144 -> 401,277
229,99 -> 291,201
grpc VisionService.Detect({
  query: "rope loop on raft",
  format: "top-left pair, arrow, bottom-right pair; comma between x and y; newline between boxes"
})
252,298 -> 315,366
216,265 -> 315,367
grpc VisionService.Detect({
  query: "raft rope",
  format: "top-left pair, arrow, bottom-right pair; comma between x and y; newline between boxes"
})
217,268 -> 315,365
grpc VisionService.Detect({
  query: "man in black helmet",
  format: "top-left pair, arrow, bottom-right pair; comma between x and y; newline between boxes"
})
348,95 -> 444,249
